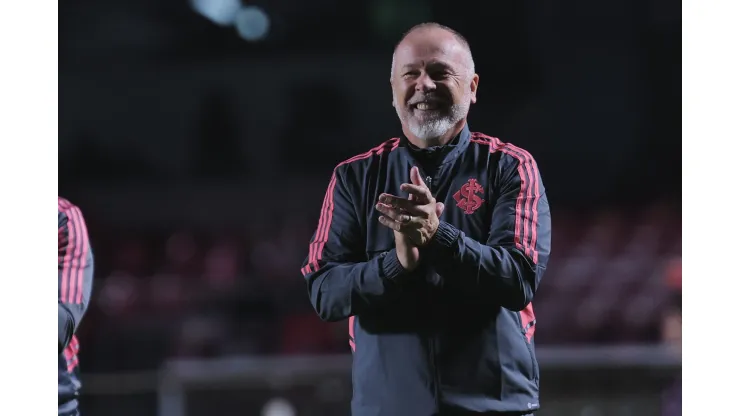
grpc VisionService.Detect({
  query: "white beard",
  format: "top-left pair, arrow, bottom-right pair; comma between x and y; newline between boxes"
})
394,92 -> 471,142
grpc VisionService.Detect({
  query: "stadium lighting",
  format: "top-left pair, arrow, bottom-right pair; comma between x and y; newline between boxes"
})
234,5 -> 270,42
190,0 -> 241,26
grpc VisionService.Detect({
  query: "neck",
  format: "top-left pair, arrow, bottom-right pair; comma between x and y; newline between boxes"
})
403,119 -> 467,149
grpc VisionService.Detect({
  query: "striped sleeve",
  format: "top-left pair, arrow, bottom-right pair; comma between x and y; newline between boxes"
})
300,165 -> 408,323
427,143 -> 551,314
58,198 -> 94,352
492,145 -> 550,267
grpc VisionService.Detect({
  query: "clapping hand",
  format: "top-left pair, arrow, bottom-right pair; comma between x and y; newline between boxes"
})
376,166 -> 445,248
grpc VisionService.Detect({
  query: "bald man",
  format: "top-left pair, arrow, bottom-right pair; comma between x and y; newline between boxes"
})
301,23 -> 551,416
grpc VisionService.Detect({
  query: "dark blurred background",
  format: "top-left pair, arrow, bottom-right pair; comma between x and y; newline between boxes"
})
58,0 -> 681,415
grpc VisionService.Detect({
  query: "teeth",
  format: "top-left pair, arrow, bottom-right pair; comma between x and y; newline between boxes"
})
416,103 -> 432,110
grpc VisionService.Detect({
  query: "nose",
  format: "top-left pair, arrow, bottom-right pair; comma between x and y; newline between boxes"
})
415,73 -> 436,93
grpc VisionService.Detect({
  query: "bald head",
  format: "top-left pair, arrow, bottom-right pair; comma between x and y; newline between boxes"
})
391,22 -> 475,80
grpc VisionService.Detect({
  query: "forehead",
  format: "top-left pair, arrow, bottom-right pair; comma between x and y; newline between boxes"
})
395,29 -> 468,69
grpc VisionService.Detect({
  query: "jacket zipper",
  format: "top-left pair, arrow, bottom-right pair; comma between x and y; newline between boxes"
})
429,335 -> 441,406
422,171 -> 441,406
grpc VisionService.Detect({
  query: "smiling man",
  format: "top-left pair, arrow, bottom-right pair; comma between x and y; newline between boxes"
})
301,23 -> 551,416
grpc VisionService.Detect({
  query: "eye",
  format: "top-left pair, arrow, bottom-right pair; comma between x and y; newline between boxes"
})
430,71 -> 451,80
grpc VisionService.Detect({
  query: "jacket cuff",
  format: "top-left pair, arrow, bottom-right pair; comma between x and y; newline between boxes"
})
379,249 -> 408,281
431,221 -> 461,249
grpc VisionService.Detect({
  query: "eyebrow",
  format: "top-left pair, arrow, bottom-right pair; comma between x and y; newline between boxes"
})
401,61 -> 453,71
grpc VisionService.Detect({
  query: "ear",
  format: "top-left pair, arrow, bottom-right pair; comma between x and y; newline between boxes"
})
391,80 -> 396,108
469,74 -> 480,104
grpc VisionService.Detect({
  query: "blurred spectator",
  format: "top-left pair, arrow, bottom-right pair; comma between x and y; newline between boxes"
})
79,205 -> 681,371
661,258 -> 681,416
97,271 -> 140,320
203,239 -> 242,291
148,271 -> 187,316
174,313 -> 230,358
279,314 -> 341,355
113,237 -> 148,276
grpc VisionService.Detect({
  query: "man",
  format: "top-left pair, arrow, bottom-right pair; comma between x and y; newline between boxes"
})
58,197 -> 95,416
301,22 -> 551,416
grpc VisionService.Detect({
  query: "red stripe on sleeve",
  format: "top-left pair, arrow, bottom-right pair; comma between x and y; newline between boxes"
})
500,145 -> 541,264
314,173 -> 338,269
467,136 -> 543,343
67,208 -> 81,304
511,152 -> 529,256
74,208 -> 90,304
306,174 -> 336,274
470,134 -> 542,265
63,335 -> 80,372
308,174 -> 338,273
519,303 -> 536,342
348,315 -> 356,351
302,138 -> 400,277
529,162 -> 542,264
59,205 -> 90,304
59,215 -> 74,304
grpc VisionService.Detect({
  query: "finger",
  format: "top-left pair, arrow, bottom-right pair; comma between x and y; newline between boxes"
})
377,204 -> 424,230
378,194 -> 427,215
410,166 -> 425,187
376,203 -> 411,222
378,215 -> 402,231
435,202 -> 445,217
400,183 -> 433,203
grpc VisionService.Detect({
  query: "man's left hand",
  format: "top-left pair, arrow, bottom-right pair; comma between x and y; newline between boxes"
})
377,167 -> 445,246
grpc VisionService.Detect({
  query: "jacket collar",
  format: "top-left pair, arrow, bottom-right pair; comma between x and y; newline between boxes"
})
401,123 -> 471,169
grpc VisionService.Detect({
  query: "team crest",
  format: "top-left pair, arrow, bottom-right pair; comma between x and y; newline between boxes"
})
453,179 -> 484,214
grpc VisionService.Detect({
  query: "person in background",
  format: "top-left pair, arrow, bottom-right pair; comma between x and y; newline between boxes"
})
661,258 -> 681,416
59,197 -> 95,416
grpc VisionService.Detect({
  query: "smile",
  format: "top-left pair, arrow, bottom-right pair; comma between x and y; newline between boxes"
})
412,101 -> 443,111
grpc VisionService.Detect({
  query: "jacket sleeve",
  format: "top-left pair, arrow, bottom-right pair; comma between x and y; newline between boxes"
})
301,166 -> 409,322
58,202 -> 95,353
425,152 -> 551,311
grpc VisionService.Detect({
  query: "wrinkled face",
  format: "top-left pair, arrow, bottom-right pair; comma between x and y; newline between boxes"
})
391,29 -> 478,142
